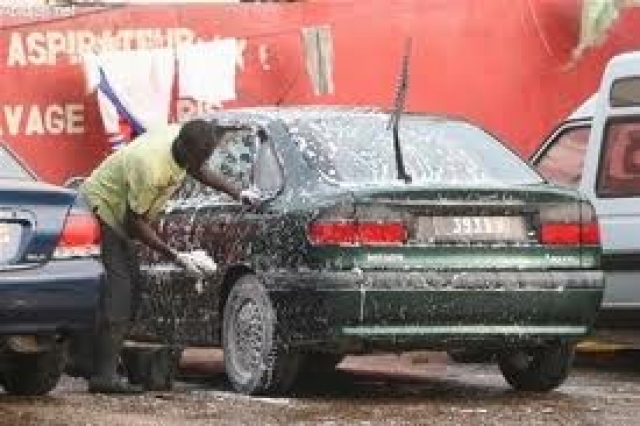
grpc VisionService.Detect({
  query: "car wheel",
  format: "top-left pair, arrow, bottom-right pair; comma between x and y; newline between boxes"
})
1,345 -> 65,396
223,274 -> 302,395
498,342 -> 575,392
447,349 -> 495,364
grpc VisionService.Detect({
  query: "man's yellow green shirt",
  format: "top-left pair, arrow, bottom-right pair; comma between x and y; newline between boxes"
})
80,124 -> 186,236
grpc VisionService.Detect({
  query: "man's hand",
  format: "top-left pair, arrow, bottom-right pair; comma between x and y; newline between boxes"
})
240,188 -> 263,207
175,252 -> 205,278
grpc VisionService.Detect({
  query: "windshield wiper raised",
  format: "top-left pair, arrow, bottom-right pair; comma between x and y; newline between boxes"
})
387,37 -> 412,184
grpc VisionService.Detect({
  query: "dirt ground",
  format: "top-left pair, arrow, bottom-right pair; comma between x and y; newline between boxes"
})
1,349 -> 640,426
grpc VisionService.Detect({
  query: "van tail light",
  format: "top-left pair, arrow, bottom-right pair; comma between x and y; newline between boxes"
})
538,202 -> 600,246
53,212 -> 101,259
308,221 -> 407,246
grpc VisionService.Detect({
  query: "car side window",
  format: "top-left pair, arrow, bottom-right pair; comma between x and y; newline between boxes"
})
535,126 -> 590,188
597,119 -> 640,198
253,140 -> 284,194
209,130 -> 256,193
169,129 -> 257,204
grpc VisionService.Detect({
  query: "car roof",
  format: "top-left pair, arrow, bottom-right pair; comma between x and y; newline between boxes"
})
564,52 -> 640,123
205,105 -> 465,126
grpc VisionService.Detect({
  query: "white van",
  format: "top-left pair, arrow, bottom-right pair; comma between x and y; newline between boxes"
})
532,52 -> 640,335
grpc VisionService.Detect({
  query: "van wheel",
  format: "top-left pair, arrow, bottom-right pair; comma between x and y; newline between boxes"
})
223,274 -> 301,395
498,342 -> 575,392
1,346 -> 65,396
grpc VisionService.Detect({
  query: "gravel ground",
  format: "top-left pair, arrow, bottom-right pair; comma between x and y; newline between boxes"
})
0,350 -> 639,426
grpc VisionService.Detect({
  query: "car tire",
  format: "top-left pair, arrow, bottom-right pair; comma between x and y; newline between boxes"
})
300,353 -> 343,376
223,274 -> 302,395
293,353 -> 344,391
1,345 -> 65,396
498,342 -> 575,392
447,349 -> 495,364
64,332 -> 95,379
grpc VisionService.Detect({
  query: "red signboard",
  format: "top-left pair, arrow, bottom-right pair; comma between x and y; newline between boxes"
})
1,0 -> 640,184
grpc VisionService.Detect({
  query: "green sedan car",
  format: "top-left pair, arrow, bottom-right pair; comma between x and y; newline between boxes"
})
134,107 -> 604,395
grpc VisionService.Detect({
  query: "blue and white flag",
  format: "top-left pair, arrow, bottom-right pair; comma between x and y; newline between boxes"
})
82,49 -> 174,150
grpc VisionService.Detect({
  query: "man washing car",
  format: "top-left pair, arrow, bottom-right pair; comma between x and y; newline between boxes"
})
79,119 -> 260,394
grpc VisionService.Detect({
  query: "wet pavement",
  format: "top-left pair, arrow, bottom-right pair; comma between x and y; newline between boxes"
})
1,350 -> 639,426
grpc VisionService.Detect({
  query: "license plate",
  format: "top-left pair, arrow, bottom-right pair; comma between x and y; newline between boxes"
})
418,216 -> 528,242
0,222 -> 22,263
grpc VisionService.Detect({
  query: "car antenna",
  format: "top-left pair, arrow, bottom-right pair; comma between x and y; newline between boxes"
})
387,37 -> 412,184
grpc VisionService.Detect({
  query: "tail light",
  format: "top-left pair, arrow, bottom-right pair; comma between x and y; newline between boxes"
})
308,220 -> 407,246
540,223 -> 600,245
579,222 -> 601,245
53,212 -> 101,259
539,202 -> 600,246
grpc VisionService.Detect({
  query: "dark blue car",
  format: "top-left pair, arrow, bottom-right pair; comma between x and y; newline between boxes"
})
0,143 -> 102,395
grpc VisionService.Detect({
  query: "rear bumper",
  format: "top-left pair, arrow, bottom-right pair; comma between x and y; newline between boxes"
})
262,269 -> 604,350
0,259 -> 103,335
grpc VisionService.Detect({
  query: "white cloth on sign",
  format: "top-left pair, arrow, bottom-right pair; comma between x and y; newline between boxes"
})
82,49 -> 174,134
301,25 -> 335,96
177,39 -> 239,107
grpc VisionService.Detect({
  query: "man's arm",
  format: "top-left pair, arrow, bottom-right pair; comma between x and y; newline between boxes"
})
124,207 -> 176,261
124,207 -> 210,277
190,166 -> 242,202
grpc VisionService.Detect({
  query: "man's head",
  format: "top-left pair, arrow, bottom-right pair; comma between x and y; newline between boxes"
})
173,119 -> 224,171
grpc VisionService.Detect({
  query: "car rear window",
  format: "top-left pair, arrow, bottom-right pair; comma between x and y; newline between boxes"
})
0,145 -> 34,180
288,114 -> 541,186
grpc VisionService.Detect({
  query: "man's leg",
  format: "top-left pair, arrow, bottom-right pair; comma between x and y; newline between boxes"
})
127,239 -> 142,323
89,223 -> 143,394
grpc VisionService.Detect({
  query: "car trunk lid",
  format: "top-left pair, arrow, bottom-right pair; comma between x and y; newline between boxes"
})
0,180 -> 76,266
307,184 -> 599,271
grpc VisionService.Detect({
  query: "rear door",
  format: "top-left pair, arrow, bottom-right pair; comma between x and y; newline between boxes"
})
185,125 -> 287,342
135,127 -> 259,346
136,124 -> 286,346
581,53 -> 640,309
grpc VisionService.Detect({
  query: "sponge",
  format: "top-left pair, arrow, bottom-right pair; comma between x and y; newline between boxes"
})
190,250 -> 218,275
